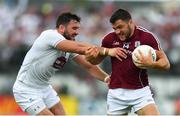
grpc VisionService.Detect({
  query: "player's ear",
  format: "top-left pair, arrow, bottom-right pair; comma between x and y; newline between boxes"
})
58,25 -> 65,32
128,19 -> 133,25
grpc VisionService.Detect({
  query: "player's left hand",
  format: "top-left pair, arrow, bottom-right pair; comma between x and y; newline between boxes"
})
104,76 -> 111,85
108,48 -> 127,61
134,49 -> 154,68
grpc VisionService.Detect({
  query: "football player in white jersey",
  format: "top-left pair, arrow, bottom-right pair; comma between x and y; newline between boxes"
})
12,12 -> 125,115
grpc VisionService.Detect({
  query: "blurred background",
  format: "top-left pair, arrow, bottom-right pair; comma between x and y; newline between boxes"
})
0,0 -> 180,115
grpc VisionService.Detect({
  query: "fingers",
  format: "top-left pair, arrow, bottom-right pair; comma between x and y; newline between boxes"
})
108,48 -> 128,61
104,76 -> 111,85
138,50 -> 143,58
136,49 -> 153,62
134,52 -> 140,61
148,49 -> 153,57
112,48 -> 127,61
115,55 -> 122,61
119,48 -> 128,54
86,46 -> 96,54
134,59 -> 142,65
85,46 -> 99,58
116,48 -> 127,59
133,50 -> 152,67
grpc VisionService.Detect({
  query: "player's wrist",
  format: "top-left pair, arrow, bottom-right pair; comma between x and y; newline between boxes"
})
105,48 -> 109,56
104,75 -> 110,82
108,48 -> 114,56
100,48 -> 109,56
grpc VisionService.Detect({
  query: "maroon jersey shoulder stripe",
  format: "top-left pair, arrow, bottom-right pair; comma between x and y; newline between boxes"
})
137,26 -> 162,50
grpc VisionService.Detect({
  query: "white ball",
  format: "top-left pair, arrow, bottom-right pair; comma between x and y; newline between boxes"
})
132,45 -> 156,69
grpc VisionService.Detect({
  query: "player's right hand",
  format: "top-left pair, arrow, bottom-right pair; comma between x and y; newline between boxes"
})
134,49 -> 154,68
85,46 -> 99,59
108,48 -> 128,61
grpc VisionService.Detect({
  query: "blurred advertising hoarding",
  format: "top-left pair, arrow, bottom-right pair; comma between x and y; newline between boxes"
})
0,95 -> 78,115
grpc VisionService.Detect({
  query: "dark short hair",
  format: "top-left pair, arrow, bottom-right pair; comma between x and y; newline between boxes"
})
56,12 -> 81,28
110,9 -> 132,24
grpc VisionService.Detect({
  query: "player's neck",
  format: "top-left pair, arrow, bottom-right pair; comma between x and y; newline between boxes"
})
130,24 -> 135,37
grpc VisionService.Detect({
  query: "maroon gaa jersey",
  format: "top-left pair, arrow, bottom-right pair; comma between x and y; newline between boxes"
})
102,26 -> 161,89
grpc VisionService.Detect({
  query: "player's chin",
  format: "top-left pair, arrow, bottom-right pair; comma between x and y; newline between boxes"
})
118,35 -> 126,41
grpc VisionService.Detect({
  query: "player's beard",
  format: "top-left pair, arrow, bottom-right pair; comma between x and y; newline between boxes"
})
117,24 -> 131,41
63,31 -> 75,41
125,24 -> 131,40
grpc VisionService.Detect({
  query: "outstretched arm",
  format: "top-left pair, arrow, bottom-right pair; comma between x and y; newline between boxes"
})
152,50 -> 170,70
73,55 -> 110,83
56,39 -> 128,65
85,47 -> 128,65
56,39 -> 91,55
56,40 -> 109,56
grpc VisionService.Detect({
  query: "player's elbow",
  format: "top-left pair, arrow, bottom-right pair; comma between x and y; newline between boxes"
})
164,62 -> 170,70
161,61 -> 170,71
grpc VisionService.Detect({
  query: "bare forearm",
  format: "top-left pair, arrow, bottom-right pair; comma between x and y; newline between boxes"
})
85,47 -> 109,65
56,40 -> 91,54
86,47 -> 128,65
87,55 -> 106,65
152,58 -> 170,70
86,47 -> 113,65
98,47 -> 109,56
87,65 -> 109,82
74,55 -> 109,82
57,40 -> 108,55
151,51 -> 170,70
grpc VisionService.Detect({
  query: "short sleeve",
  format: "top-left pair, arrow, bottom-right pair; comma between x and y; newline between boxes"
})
69,53 -> 79,60
101,33 -> 113,48
42,30 -> 66,48
146,33 -> 162,51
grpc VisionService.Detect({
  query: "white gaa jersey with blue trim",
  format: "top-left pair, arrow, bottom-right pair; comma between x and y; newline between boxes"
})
15,29 -> 77,88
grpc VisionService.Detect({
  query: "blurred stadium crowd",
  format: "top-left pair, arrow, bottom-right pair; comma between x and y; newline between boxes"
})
0,0 -> 180,115
0,0 -> 180,74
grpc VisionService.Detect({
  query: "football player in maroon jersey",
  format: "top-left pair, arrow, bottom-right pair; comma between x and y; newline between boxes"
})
86,9 -> 170,115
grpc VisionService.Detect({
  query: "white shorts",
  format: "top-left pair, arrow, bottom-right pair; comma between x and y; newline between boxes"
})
107,86 -> 155,115
13,80 -> 60,115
